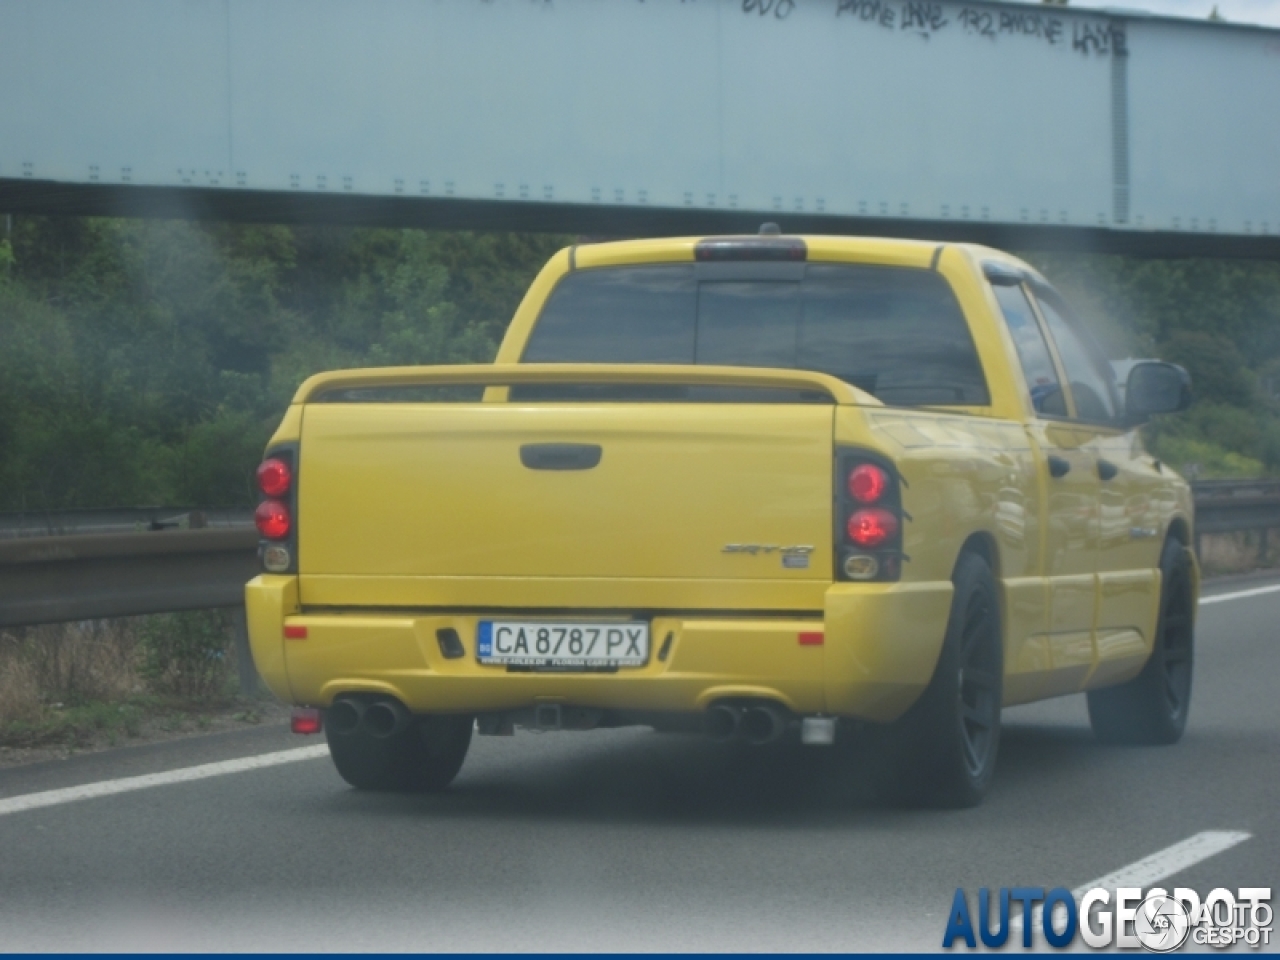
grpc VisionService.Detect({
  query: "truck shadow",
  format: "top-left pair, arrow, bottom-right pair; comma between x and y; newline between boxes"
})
315,721 -> 1115,828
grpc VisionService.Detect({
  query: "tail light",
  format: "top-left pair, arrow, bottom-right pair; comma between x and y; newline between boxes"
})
256,446 -> 298,572
257,458 -> 292,497
848,463 -> 889,503
847,508 -> 898,547
694,237 -> 807,261
836,452 -> 904,582
255,500 -> 291,539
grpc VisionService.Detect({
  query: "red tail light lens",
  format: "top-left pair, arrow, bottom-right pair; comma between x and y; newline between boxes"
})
847,508 -> 899,548
848,463 -> 889,503
255,499 -> 291,539
257,458 -> 292,497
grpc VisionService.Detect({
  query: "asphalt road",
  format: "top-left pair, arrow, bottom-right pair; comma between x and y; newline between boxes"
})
1,578 -> 1276,952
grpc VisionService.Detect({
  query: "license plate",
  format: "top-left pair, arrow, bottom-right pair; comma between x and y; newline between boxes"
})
476,620 -> 649,668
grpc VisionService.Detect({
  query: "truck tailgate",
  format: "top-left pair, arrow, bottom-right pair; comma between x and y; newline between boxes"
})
296,402 -> 834,607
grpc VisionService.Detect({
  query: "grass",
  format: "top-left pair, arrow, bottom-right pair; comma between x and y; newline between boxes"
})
0,695 -> 268,750
0,612 -> 269,753
0,698 -> 153,749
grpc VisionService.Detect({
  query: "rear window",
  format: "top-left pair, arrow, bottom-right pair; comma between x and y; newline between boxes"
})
520,263 -> 989,406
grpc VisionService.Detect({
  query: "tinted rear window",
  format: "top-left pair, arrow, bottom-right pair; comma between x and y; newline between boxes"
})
520,263 -> 988,406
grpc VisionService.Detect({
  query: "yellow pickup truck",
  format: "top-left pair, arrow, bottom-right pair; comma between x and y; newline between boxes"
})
246,230 -> 1195,807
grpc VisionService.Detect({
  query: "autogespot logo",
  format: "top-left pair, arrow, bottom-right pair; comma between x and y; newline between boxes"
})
942,886 -> 1273,951
1134,894 -> 1192,952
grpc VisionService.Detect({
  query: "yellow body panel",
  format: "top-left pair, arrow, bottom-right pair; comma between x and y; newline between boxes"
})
297,401 -> 835,584
248,574 -> 952,722
249,234 -> 1196,725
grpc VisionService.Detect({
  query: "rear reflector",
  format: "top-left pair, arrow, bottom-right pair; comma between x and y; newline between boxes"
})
798,631 -> 824,646
695,237 -> 806,262
284,624 -> 308,640
291,707 -> 322,735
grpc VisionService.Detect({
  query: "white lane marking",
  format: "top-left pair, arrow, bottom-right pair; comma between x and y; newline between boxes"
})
1014,830 -> 1252,933
1200,583 -> 1280,606
1071,830 -> 1252,890
0,744 -> 330,817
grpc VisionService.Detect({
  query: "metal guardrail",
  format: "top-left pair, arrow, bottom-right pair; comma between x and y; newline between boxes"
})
0,507 -> 253,540
1,482 -> 1277,633
1189,480 -> 1280,536
0,527 -> 258,628
0,525 -> 262,695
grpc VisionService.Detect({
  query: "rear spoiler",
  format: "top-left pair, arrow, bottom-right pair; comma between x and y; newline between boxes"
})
293,363 -> 878,406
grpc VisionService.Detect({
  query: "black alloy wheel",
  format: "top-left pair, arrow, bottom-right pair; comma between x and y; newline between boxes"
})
958,587 -> 1002,781
885,550 -> 1004,808
1088,537 -> 1195,745
1157,555 -> 1195,722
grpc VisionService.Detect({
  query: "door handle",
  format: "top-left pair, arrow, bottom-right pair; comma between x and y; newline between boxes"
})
1097,458 -> 1119,481
1047,455 -> 1071,479
520,443 -> 602,471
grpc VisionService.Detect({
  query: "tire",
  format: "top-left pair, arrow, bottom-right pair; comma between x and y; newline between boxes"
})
884,551 -> 1004,808
325,711 -> 474,792
1087,538 -> 1194,745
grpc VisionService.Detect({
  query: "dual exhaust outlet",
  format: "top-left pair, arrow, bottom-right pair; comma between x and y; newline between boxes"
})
329,696 -> 816,746
327,696 -> 412,739
704,702 -> 790,745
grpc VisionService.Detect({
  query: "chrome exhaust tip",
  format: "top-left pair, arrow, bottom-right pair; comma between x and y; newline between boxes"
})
326,697 -> 366,736
741,704 -> 789,745
704,704 -> 742,742
363,699 -> 411,739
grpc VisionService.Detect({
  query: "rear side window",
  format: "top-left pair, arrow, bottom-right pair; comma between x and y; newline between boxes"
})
521,263 -> 989,406
993,284 -> 1067,417
1035,295 -> 1118,422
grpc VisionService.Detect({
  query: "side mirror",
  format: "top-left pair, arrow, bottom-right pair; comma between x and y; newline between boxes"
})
1124,361 -> 1191,425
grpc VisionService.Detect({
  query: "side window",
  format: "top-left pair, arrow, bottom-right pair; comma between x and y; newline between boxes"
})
1035,295 -> 1117,422
993,284 -> 1066,417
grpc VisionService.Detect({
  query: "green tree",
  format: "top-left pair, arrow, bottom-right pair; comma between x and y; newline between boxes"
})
0,217 -> 570,509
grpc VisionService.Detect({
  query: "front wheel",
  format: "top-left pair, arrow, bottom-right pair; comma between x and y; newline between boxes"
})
325,712 -> 474,792
883,551 -> 1003,808
1087,538 -> 1194,745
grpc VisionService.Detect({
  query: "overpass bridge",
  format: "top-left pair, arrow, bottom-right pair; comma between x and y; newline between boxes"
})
1,0 -> 1277,257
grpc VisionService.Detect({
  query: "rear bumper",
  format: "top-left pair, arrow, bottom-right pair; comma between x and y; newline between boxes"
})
245,576 -> 954,723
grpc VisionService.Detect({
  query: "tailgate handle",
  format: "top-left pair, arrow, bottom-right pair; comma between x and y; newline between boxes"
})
520,443 -> 602,471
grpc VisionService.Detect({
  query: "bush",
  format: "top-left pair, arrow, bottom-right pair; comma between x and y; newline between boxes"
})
0,644 -> 42,725
2,620 -> 141,707
1147,434 -> 1264,480
139,611 -> 233,701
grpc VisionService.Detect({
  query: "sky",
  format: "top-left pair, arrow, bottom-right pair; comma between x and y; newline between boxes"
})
1046,0 -> 1280,27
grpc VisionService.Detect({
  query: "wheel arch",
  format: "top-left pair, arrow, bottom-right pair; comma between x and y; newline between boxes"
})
953,531 -> 1006,655
954,531 -> 1001,582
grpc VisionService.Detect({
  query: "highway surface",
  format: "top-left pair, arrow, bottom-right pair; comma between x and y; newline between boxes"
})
1,577 -> 1276,952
